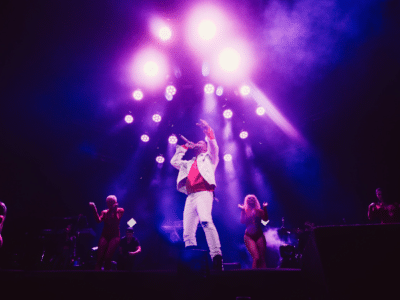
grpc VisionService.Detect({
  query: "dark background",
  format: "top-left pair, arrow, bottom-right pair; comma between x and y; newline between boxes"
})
1,0 -> 399,269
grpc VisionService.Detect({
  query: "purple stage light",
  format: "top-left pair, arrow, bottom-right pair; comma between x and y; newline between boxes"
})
141,134 -> 150,142
133,90 -> 143,101
125,115 -> 134,124
216,86 -> 224,96
204,84 -> 215,94
239,131 -> 248,139
240,85 -> 250,96
159,26 -> 172,41
144,61 -> 159,77
156,155 -> 165,163
223,154 -> 232,162
152,114 -> 162,123
202,62 -> 210,77
256,107 -> 265,116
168,135 -> 178,144
223,109 -> 233,119
198,19 -> 217,40
165,93 -> 173,101
166,85 -> 176,96
219,47 -> 241,72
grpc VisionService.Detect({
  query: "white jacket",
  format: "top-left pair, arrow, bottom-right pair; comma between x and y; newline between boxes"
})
170,135 -> 219,195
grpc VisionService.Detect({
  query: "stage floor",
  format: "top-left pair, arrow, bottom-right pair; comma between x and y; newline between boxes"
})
0,268 -> 306,300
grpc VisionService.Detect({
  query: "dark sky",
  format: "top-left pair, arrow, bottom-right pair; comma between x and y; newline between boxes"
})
1,0 -> 399,269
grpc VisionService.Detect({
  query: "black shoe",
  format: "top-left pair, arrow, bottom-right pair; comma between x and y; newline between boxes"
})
212,254 -> 223,271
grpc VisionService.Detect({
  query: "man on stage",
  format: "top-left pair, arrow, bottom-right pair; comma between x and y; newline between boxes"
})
171,119 -> 223,270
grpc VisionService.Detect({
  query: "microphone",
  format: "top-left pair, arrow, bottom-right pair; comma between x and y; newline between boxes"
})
179,134 -> 191,144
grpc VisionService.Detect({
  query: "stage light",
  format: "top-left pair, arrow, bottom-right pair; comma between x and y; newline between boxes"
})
204,84 -> 215,94
165,93 -> 173,101
159,26 -> 172,41
240,85 -> 250,96
219,47 -> 241,72
133,90 -> 143,101
152,114 -> 162,123
198,19 -> 217,40
125,115 -> 134,124
156,155 -> 165,163
166,85 -> 176,96
168,135 -> 178,144
141,134 -> 150,142
216,86 -> 223,96
144,61 -> 159,77
239,131 -> 248,139
223,154 -> 232,161
256,107 -> 265,116
127,218 -> 137,227
223,109 -> 233,119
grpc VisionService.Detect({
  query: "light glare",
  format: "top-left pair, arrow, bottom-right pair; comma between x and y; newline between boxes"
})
152,114 -> 162,123
240,85 -> 250,96
156,155 -> 165,163
125,115 -> 134,124
144,61 -> 159,77
166,85 -> 176,96
168,135 -> 178,144
204,84 -> 215,94
216,86 -> 223,96
159,27 -> 172,41
133,90 -> 143,101
219,48 -> 241,72
223,109 -> 233,119
256,107 -> 266,116
198,20 -> 216,40
224,154 -> 232,162
141,134 -> 150,142
239,131 -> 248,139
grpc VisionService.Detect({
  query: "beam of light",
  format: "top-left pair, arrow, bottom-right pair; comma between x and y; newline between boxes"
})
203,92 -> 217,115
127,218 -> 137,227
216,86 -> 223,96
168,135 -> 178,144
141,134 -> 150,142
125,115 -> 134,124
223,109 -> 233,119
152,114 -> 162,123
256,107 -> 266,116
130,48 -> 169,90
156,155 -> 165,163
133,90 -> 143,101
202,62 -> 210,77
149,17 -> 174,43
204,83 -> 215,94
219,47 -> 241,72
250,84 -> 304,143
239,131 -> 248,139
165,85 -> 176,96
240,85 -> 250,96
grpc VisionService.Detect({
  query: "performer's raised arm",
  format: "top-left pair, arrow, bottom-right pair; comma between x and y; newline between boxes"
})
197,119 -> 219,167
89,202 -> 103,223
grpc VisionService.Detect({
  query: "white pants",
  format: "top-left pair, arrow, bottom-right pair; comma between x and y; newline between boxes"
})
183,191 -> 222,259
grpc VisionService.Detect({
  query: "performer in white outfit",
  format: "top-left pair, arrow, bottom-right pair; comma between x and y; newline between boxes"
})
171,119 -> 223,270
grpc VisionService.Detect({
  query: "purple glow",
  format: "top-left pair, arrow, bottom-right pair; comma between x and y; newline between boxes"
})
223,154 -> 232,161
256,107 -> 266,116
130,48 -> 169,90
159,26 -> 172,41
240,85 -> 250,96
202,62 -> 210,77
156,155 -> 165,163
141,134 -> 150,142
125,115 -> 134,124
198,19 -> 217,40
152,114 -> 162,123
168,135 -> 178,144
165,93 -> 173,101
239,131 -> 248,139
219,47 -> 241,72
204,84 -> 215,94
223,109 -> 233,119
165,85 -> 176,96
133,90 -> 143,101
216,86 -> 224,96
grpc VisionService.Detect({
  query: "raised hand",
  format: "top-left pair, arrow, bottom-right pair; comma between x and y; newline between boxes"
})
238,204 -> 245,210
196,119 -> 210,132
262,202 -> 268,207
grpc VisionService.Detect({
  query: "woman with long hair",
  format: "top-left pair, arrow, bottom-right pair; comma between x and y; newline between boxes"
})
239,194 -> 268,269
89,195 -> 124,270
